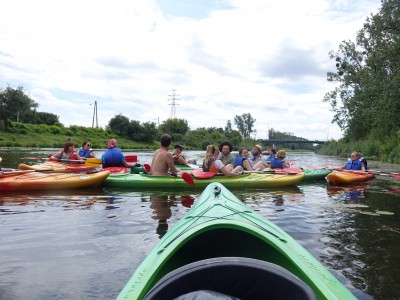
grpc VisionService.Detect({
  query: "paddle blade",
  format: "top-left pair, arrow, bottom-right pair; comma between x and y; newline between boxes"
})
125,155 -> 137,163
85,158 -> 102,167
143,164 -> 151,173
192,169 -> 216,179
182,172 -> 195,186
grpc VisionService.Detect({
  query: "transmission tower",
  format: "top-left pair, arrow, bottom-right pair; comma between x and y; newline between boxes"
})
168,89 -> 180,118
91,100 -> 98,128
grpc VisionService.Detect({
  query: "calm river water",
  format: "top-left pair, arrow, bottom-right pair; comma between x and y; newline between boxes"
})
0,150 -> 399,300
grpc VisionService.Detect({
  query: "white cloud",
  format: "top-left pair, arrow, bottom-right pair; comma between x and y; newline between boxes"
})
0,0 -> 382,140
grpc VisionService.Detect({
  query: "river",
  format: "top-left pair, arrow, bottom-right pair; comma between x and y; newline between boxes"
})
0,150 -> 399,300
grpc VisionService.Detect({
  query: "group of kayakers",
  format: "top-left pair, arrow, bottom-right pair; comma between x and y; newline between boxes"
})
50,136 -> 369,175
148,134 -> 293,177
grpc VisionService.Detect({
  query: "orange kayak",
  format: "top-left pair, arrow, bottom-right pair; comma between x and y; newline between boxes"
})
18,161 -> 96,173
326,170 -> 375,185
0,171 -> 110,191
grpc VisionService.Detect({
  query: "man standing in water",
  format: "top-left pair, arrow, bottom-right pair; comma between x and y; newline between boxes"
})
150,134 -> 182,176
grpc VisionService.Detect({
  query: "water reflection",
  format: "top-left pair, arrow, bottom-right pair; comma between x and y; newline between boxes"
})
327,185 -> 366,203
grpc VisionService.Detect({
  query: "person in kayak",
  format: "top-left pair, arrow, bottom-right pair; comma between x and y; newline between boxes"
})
50,141 -> 82,162
265,148 -> 276,162
78,141 -> 95,159
102,139 -> 136,168
150,134 -> 182,176
203,144 -> 243,176
248,144 -> 266,170
357,150 -> 368,170
268,150 -> 290,169
234,147 -> 264,171
343,151 -> 366,171
218,141 -> 235,165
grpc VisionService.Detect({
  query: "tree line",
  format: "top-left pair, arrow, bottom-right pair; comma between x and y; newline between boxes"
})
0,86 -> 315,150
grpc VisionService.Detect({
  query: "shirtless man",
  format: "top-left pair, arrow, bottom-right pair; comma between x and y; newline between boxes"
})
150,134 -> 182,176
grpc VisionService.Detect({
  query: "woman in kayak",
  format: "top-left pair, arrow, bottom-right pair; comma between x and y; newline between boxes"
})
50,141 -> 82,162
343,151 -> 366,171
78,141 -> 95,159
268,150 -> 290,169
203,144 -> 243,176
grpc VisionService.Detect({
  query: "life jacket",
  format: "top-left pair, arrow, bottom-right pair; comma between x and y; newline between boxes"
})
267,154 -> 275,162
270,158 -> 283,169
203,158 -> 220,173
78,147 -> 92,158
345,158 -> 363,170
234,156 -> 245,168
56,149 -> 78,161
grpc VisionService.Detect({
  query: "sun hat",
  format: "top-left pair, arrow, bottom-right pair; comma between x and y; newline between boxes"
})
218,141 -> 233,153
254,144 -> 262,153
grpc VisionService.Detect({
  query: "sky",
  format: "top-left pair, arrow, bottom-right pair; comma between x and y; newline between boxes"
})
0,0 -> 382,141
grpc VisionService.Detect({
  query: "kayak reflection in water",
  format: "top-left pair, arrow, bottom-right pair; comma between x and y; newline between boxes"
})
150,195 -> 174,238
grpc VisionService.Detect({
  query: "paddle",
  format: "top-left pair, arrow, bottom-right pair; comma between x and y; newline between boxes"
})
1,166 -> 83,176
20,157 -> 87,163
83,158 -> 103,167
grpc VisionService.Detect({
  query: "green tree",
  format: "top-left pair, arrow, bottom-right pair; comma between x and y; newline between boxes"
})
108,114 -> 130,136
234,113 -> 256,139
138,121 -> 158,143
323,0 -> 400,140
158,118 -> 189,135
0,86 -> 39,128
35,112 -> 60,125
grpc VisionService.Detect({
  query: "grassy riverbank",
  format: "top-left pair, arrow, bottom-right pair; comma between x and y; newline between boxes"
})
317,133 -> 400,164
0,128 -> 157,149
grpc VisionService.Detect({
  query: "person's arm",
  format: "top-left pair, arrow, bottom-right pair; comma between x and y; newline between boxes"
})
360,164 -> 366,171
282,161 -> 290,168
167,153 -> 181,174
122,160 -> 136,168
177,154 -> 188,165
75,152 -> 82,160
216,160 -> 239,176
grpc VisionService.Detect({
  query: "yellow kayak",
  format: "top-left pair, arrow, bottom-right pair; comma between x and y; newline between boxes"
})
0,171 -> 110,191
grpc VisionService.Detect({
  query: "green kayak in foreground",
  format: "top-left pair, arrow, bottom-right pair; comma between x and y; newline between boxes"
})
117,183 -> 355,300
103,172 -> 305,189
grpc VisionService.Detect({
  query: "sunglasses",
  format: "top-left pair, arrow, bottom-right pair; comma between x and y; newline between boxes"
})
86,144 -> 91,147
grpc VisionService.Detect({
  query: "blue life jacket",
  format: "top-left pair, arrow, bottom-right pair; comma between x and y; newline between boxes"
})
234,156 -> 246,168
78,147 -> 92,158
267,154 -> 275,162
270,158 -> 283,169
102,147 -> 125,168
345,158 -> 363,170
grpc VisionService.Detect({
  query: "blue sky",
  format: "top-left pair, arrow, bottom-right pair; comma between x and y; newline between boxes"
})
0,0 -> 382,140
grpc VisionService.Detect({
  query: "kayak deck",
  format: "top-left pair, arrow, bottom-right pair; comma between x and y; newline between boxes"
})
103,172 -> 305,189
19,161 -> 96,173
117,183 -> 355,299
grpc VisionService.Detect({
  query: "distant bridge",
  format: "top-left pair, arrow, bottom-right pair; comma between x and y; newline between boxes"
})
259,140 -> 326,145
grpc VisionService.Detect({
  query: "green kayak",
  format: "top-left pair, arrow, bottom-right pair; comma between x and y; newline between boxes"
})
303,168 -> 333,181
117,183 -> 355,300
103,172 -> 305,189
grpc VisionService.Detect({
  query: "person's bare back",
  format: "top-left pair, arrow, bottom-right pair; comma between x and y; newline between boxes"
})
150,134 -> 181,176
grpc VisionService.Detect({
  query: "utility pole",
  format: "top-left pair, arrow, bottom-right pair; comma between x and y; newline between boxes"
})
91,101 -> 98,128
168,89 -> 180,119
